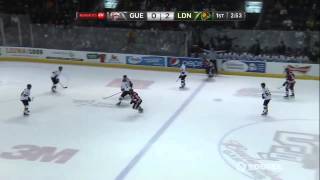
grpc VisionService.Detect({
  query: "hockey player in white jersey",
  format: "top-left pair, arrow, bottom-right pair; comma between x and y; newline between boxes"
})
51,66 -> 63,92
261,82 -> 271,116
180,62 -> 186,72
116,75 -> 133,106
20,84 -> 32,116
178,62 -> 187,88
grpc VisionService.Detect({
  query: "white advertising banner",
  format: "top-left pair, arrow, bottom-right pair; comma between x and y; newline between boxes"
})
2,47 -> 45,58
45,49 -> 84,61
104,53 -> 126,64
0,46 -> 107,63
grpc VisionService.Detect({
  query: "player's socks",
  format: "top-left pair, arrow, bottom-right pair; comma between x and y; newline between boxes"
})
51,86 -> 57,92
24,109 -> 29,116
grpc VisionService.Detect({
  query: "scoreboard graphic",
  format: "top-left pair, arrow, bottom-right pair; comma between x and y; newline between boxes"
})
77,11 -> 246,21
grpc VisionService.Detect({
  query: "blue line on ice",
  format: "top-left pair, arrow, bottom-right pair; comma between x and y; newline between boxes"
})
115,81 -> 206,180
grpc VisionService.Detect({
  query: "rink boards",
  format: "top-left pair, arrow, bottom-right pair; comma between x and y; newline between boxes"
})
0,46 -> 319,80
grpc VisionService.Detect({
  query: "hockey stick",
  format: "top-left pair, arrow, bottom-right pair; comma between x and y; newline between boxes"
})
277,82 -> 287,89
59,82 -> 68,88
103,92 -> 121,99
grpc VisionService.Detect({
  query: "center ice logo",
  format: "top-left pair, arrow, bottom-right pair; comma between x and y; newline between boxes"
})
219,120 -> 319,180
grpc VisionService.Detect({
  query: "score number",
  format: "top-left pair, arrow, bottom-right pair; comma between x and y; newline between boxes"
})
147,12 -> 174,21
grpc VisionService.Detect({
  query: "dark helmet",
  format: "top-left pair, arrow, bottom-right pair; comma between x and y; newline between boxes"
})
261,82 -> 266,88
129,89 -> 134,94
284,67 -> 290,73
58,66 -> 63,71
122,75 -> 128,82
27,84 -> 32,89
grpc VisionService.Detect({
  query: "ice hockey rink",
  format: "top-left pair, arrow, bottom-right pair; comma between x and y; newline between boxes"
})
0,61 -> 319,180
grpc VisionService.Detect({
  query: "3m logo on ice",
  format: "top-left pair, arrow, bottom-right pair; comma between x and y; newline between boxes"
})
0,144 -> 79,164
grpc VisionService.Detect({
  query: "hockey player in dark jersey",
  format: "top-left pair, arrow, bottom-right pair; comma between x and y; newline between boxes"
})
116,75 -> 133,106
51,66 -> 63,92
179,71 -> 187,88
129,89 -> 143,113
283,68 -> 296,98
261,82 -> 271,116
205,59 -> 215,78
20,84 -> 32,116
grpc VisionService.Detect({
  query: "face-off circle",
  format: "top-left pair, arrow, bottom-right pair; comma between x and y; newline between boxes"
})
219,119 -> 319,180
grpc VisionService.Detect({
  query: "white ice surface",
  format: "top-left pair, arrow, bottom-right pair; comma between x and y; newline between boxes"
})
0,62 -> 318,180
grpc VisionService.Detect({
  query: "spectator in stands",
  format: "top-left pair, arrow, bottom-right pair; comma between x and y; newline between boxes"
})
209,37 -> 216,49
306,17 -> 316,30
223,35 -> 237,52
282,17 -> 293,30
122,30 -> 136,51
250,39 -> 261,56
280,6 -> 288,16
198,38 -> 205,49
277,40 -> 287,54
215,34 -> 223,49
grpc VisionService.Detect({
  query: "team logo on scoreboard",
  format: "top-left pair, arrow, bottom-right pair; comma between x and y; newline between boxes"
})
200,11 -> 211,21
193,11 -> 211,21
109,12 -> 127,21
97,12 -> 106,20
